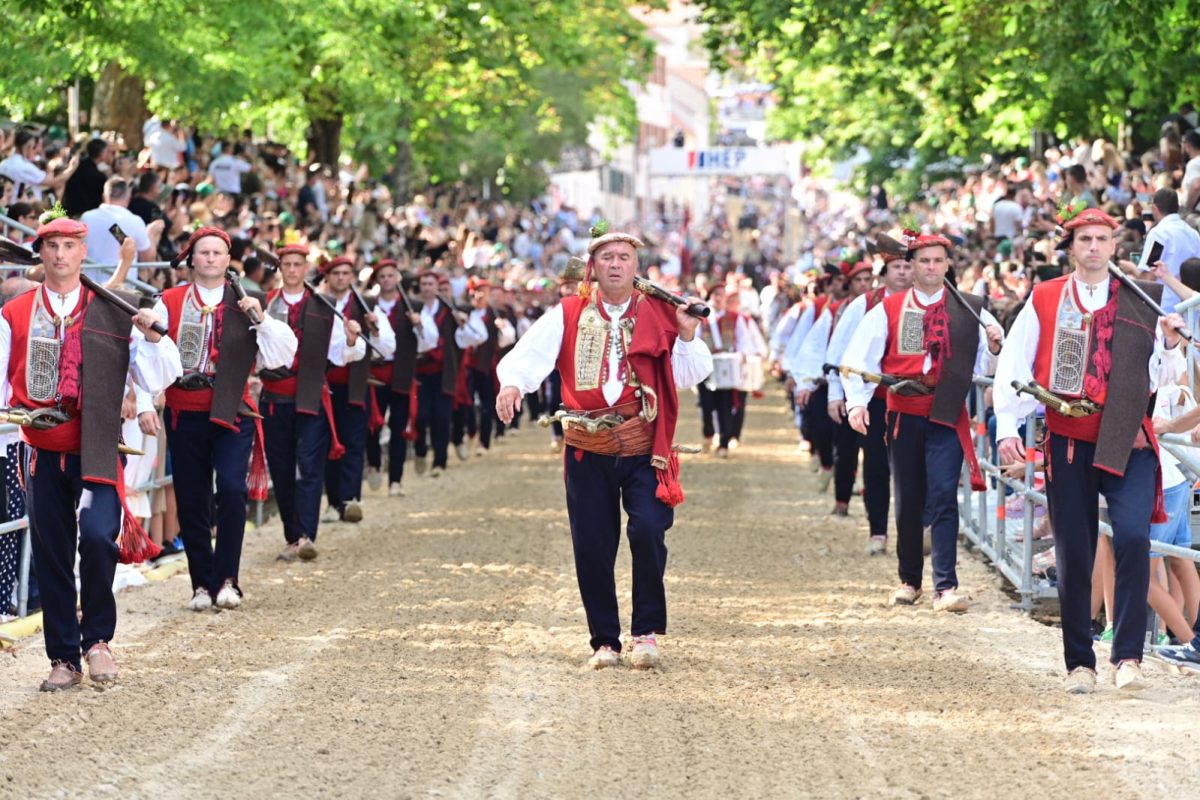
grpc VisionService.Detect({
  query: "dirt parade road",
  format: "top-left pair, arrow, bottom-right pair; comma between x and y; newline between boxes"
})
1,384 -> 1199,799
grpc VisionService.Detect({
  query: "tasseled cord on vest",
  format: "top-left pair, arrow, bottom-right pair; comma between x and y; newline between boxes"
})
248,417 -> 269,502
654,452 -> 686,508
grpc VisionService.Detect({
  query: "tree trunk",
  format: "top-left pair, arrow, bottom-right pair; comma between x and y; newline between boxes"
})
91,62 -> 148,150
305,114 -> 343,168
392,135 -> 413,201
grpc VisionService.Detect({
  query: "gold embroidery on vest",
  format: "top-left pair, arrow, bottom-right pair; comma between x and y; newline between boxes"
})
574,303 -> 607,390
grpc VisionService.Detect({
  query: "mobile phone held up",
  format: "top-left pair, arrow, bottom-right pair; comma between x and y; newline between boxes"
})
1147,240 -> 1164,266
108,223 -> 127,244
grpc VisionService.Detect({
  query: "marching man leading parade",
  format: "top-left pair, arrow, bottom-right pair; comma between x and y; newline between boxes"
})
995,206 -> 1187,693
495,223 -> 712,670
4,211 -> 182,691
841,233 -> 1004,614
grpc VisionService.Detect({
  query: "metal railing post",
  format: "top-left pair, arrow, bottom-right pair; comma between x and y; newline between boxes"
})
16,528 -> 31,618
1019,413 -> 1037,612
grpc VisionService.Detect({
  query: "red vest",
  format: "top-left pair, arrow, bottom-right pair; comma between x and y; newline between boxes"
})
556,295 -> 640,412
2,288 -> 85,452
1030,276 -> 1104,442
880,289 -> 937,416
160,284 -> 255,414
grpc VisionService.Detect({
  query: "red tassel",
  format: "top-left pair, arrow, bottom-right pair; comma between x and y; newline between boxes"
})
56,321 -> 84,412
654,453 -> 686,508
248,417 -> 269,502
404,381 -> 419,441
321,385 -> 346,459
115,457 -> 160,564
367,387 -> 385,434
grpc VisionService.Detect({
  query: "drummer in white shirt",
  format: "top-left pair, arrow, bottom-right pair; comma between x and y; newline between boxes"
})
700,282 -> 767,459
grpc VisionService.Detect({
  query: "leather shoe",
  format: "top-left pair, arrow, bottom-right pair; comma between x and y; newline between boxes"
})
85,642 -> 118,686
39,662 -> 83,692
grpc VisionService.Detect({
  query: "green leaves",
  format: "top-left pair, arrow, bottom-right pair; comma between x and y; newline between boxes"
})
694,0 -> 1200,195
0,0 -> 651,197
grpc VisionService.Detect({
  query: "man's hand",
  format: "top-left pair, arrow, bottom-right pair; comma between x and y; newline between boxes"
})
848,406 -> 869,434
998,436 -> 1025,466
795,388 -> 812,409
827,399 -> 846,424
238,295 -> 264,321
117,235 -> 137,265
344,318 -> 361,345
1153,416 -> 1172,436
985,323 -> 1004,354
1161,312 -> 1186,348
453,310 -> 469,326
496,385 -> 522,424
364,312 -> 378,328
407,312 -> 422,327
1154,259 -> 1171,281
132,309 -> 165,343
675,299 -> 702,341
121,392 -> 137,421
138,410 -> 162,436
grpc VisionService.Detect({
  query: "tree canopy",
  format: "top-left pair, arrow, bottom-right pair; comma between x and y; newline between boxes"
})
0,0 -> 655,197
694,0 -> 1200,186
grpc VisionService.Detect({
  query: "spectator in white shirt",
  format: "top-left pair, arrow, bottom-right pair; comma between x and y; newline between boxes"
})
1182,130 -> 1200,215
81,177 -> 165,278
990,185 -> 1024,240
146,118 -> 188,171
208,144 -> 253,195
0,130 -> 76,202
1138,188 -> 1200,312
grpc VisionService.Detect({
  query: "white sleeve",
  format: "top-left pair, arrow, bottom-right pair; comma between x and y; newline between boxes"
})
418,314 -> 440,351
780,306 -> 815,377
769,305 -> 799,359
327,314 -> 365,366
825,297 -> 867,402
455,310 -> 489,349
673,335 -> 714,388
975,308 -> 1003,376
134,383 -> 157,415
130,217 -> 151,254
993,301 -> 1041,441
791,312 -> 832,388
840,304 -> 889,411
129,327 -> 183,395
737,315 -> 767,357
0,314 -> 11,409
369,306 -> 397,359
496,304 -> 564,395
253,314 -> 300,371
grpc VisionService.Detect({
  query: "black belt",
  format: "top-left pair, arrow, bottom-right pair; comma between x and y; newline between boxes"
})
258,367 -> 296,382
174,373 -> 215,391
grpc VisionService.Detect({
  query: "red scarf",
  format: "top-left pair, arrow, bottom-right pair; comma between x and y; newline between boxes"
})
1083,278 -> 1119,401
626,295 -> 685,507
922,297 -> 951,380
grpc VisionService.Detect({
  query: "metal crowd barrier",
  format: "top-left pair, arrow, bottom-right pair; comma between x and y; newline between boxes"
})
959,373 -> 1200,617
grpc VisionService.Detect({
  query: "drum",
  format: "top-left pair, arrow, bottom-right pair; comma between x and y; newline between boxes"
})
705,353 -> 744,390
739,354 -> 764,392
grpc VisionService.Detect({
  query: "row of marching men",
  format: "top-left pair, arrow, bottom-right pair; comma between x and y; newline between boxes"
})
771,208 -> 1196,693
7,217 -> 508,691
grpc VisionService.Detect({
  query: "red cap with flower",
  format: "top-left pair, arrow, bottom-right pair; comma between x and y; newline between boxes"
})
842,260 -> 873,280
276,243 -> 311,259
31,203 -> 87,252
907,233 -> 953,256
1055,200 -> 1117,249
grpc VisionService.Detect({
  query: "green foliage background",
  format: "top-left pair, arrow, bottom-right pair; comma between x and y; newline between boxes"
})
0,0 -> 656,198
694,0 -> 1200,193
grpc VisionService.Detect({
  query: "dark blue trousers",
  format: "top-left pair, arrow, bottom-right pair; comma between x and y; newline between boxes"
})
471,369 -> 497,449
324,383 -> 368,509
1045,435 -> 1155,669
21,446 -> 120,670
414,372 -> 451,469
262,401 -> 329,543
564,448 -> 673,652
834,417 -> 860,504
862,396 -> 891,537
802,383 -> 834,469
366,386 -> 410,484
887,411 -> 963,592
165,408 -> 255,596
